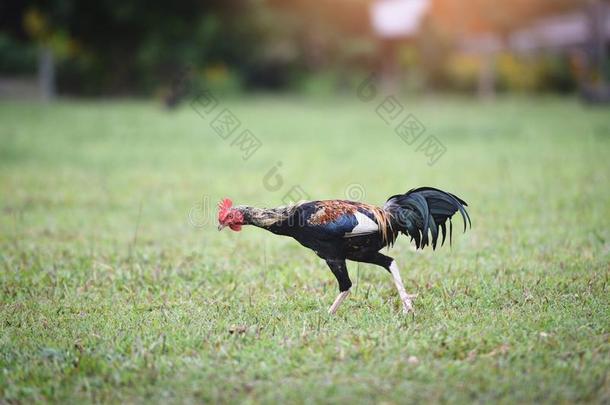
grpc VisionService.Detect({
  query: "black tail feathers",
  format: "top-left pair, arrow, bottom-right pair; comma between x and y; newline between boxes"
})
385,187 -> 471,249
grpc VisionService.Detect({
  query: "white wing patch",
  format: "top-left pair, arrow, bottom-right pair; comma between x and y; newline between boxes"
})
344,211 -> 378,237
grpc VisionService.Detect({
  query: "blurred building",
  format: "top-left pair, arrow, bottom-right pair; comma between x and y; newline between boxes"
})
371,0 -> 429,38
459,3 -> 610,54
457,2 -> 610,100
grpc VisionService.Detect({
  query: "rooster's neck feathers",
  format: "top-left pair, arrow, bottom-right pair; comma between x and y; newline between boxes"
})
236,203 -> 303,228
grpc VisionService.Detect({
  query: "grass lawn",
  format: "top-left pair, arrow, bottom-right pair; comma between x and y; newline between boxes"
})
0,95 -> 609,403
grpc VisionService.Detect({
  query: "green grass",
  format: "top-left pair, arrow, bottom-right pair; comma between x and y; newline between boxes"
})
1,95 -> 609,403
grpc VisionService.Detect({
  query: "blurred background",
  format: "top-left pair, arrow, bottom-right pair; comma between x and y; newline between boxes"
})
1,0 -> 609,102
1,2 -> 610,403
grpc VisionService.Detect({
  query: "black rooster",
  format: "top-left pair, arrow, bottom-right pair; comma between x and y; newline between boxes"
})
217,187 -> 470,314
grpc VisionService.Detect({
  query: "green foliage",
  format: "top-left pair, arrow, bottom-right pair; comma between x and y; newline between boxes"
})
0,96 -> 609,403
445,54 -> 481,92
497,53 -> 577,93
0,34 -> 37,74
442,53 -> 578,94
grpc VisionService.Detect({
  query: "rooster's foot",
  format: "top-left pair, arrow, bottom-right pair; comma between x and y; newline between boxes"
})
401,294 -> 417,314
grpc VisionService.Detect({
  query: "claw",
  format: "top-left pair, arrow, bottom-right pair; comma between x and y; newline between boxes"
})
401,298 -> 414,314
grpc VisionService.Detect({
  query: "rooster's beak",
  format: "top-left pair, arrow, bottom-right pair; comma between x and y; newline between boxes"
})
217,223 -> 226,231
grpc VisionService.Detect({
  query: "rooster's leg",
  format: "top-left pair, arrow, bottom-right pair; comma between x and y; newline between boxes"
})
328,290 -> 350,315
389,260 -> 416,314
325,259 -> 352,315
351,252 -> 416,314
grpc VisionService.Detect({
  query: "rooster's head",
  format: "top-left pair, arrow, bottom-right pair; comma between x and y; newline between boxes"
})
217,198 -> 244,231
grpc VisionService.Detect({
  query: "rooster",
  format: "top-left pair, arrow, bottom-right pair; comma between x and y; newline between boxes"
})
217,187 -> 470,315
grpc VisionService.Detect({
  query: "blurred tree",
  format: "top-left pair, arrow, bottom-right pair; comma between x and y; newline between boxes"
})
1,0 -> 275,95
21,6 -> 77,101
260,0 -> 375,90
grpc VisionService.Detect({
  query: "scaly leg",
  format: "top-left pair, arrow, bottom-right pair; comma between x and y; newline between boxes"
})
328,290 -> 350,315
389,260 -> 417,313
352,252 -> 417,314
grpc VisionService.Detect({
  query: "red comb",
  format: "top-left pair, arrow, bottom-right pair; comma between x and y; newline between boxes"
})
217,198 -> 233,221
219,198 -> 232,209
